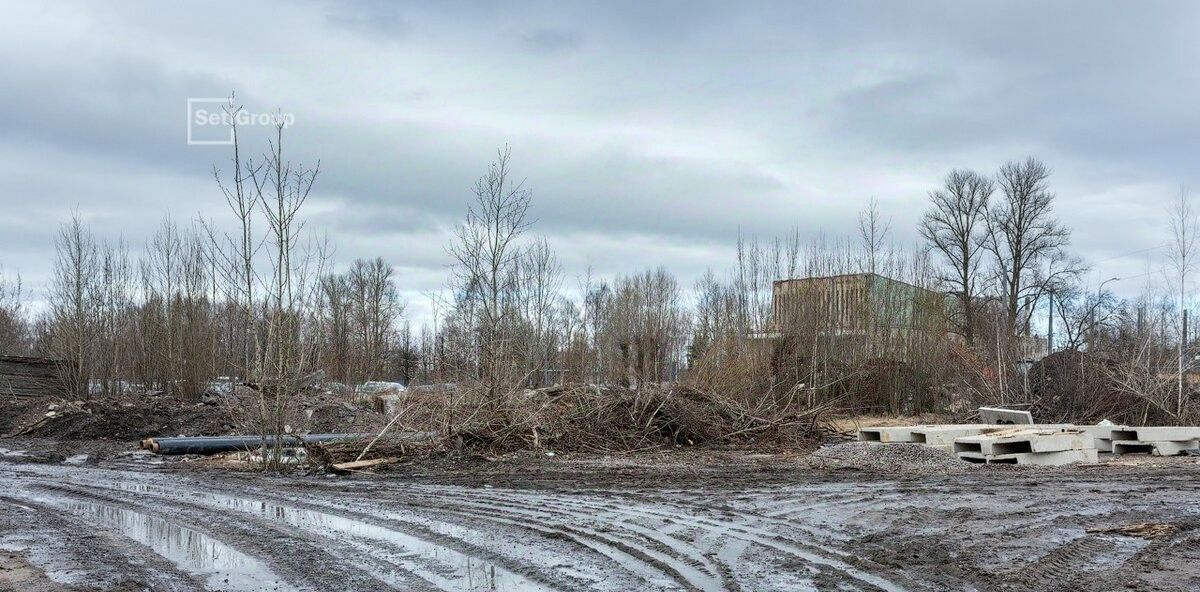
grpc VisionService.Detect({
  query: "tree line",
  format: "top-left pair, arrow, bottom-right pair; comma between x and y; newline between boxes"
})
0,112 -> 1195,433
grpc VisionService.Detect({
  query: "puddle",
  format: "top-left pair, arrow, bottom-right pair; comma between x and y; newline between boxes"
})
0,448 -> 29,457
35,495 -> 291,591
63,454 -> 88,465
115,482 -> 550,591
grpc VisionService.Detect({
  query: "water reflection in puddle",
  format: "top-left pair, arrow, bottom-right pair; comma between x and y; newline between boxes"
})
38,495 -> 291,592
221,497 -> 545,591
116,481 -> 549,591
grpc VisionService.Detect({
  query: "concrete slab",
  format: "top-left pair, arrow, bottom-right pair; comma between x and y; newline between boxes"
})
1112,439 -> 1200,456
978,407 -> 1034,425
908,425 -> 1008,446
956,448 -> 1098,465
1109,427 -> 1200,442
858,426 -> 924,443
952,429 -> 1093,456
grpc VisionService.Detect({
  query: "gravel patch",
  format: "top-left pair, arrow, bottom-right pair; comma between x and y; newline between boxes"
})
802,442 -> 975,473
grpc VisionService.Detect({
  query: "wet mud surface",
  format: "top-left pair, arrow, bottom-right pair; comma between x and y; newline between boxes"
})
2,450 -> 1200,591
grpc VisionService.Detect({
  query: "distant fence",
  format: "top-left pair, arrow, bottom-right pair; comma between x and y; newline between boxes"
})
0,356 -> 74,398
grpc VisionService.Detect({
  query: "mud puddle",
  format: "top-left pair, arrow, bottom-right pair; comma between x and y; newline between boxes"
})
31,492 -> 291,591
115,481 -> 551,591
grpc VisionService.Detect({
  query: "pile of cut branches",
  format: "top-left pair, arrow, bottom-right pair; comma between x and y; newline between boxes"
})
448,383 -> 829,455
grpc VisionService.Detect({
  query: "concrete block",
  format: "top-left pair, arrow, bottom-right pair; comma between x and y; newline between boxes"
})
953,429 -> 1092,456
858,426 -> 923,443
1112,439 -> 1200,456
979,407 -> 1034,425
1109,427 -> 1200,442
908,425 -> 1008,446
957,448 -> 1098,465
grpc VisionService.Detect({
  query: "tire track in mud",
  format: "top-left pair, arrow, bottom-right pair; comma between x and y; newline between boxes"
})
10,464 -> 699,592
19,482 -> 407,592
249,478 -> 728,591
0,493 -> 208,592
414,486 -> 917,592
1006,534 -> 1121,591
27,477 -> 562,592
398,487 -> 734,590
249,478 -> 739,591
321,486 -> 724,592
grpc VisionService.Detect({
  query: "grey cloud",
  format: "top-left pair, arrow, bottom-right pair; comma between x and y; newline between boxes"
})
518,28 -> 581,53
2,0 -> 1199,317
324,0 -> 412,40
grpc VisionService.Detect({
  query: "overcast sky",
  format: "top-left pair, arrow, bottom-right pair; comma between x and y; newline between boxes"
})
3,1 -> 1198,324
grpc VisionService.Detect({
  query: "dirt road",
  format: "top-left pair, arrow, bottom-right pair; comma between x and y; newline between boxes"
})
2,453 -> 1199,591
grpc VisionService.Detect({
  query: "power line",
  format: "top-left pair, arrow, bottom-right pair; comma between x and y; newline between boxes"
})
1093,243 -> 1167,264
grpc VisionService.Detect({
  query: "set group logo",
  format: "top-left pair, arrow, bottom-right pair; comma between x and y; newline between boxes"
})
187,98 -> 295,146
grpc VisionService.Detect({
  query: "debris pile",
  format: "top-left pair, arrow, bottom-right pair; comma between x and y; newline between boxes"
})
857,409 -> 1200,466
449,383 -> 825,454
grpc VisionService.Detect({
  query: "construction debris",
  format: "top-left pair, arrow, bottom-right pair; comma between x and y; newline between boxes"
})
1109,427 -> 1200,457
859,412 -> 1200,466
954,428 -> 1097,465
330,457 -> 398,472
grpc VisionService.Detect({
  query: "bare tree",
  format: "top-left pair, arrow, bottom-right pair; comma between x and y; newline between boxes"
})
1052,282 -> 1118,350
857,197 -> 892,276
1167,186 -> 1197,417
988,157 -> 1075,336
519,238 -> 562,386
0,267 -> 27,354
48,212 -> 99,399
448,146 -> 533,404
920,169 -> 993,344
204,96 -> 263,380
345,257 -> 404,385
251,120 -> 325,467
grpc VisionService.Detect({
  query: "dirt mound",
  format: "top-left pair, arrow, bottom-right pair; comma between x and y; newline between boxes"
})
301,397 -> 388,434
803,442 -> 967,473
2,389 -> 388,442
7,397 -> 234,440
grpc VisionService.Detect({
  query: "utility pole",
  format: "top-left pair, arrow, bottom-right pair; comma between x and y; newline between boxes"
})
1181,308 -> 1189,418
1047,292 -> 1054,353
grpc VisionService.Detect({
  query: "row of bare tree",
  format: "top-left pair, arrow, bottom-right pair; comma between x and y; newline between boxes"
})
2,128 -> 1196,437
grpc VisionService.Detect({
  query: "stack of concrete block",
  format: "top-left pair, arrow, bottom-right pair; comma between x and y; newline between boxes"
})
859,424 -> 1078,452
857,424 -> 1007,451
856,424 -> 1075,452
1073,424 -> 1125,452
952,428 -> 1098,465
1108,427 -> 1200,456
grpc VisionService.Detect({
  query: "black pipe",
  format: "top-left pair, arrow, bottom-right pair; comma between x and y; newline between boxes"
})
147,433 -> 368,455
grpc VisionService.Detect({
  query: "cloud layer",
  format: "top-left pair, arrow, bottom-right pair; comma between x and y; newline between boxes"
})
2,1 -> 1197,322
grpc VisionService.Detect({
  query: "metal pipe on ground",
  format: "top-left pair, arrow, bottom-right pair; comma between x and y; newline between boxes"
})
146,433 -> 368,455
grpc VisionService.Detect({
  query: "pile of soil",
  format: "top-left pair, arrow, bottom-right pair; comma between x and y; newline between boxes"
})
3,396 -> 233,440
1,389 -> 389,442
299,393 -> 389,434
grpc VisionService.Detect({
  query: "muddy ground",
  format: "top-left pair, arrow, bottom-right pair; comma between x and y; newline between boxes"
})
2,440 -> 1199,591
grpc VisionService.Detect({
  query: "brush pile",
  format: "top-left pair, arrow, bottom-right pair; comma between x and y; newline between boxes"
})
445,383 -> 827,455
301,383 -> 828,468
